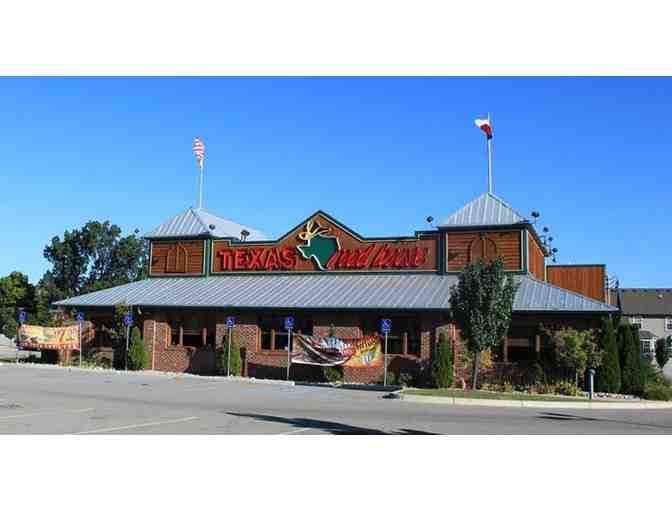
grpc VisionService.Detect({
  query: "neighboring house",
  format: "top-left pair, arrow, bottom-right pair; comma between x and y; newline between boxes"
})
611,288 -> 672,352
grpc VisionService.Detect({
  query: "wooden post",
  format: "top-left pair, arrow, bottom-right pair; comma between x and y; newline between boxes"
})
535,334 -> 541,360
503,337 -> 509,362
202,327 -> 207,347
179,326 -> 183,346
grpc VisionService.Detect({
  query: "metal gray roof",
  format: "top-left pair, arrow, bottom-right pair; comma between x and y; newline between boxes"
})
55,274 -> 616,313
440,192 -> 527,227
614,288 -> 672,316
145,208 -> 267,241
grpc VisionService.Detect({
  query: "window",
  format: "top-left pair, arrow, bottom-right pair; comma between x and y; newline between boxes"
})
631,316 -> 643,328
666,317 -> 672,331
167,312 -> 215,348
362,316 -> 422,356
258,315 -> 312,352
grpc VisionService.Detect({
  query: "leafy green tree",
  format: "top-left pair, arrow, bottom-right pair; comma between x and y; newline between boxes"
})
596,317 -> 621,393
127,326 -> 147,370
449,258 -> 518,389
217,330 -> 242,376
432,332 -> 454,388
548,327 -> 602,387
38,221 -> 148,308
0,272 -> 36,338
655,337 -> 670,370
630,325 -> 647,395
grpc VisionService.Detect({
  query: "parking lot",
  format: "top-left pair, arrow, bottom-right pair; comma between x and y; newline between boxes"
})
1,363 -> 672,434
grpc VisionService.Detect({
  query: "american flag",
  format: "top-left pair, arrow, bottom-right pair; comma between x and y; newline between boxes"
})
193,138 -> 205,170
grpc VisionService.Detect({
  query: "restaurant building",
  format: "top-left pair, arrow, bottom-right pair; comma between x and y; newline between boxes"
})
56,192 -> 617,384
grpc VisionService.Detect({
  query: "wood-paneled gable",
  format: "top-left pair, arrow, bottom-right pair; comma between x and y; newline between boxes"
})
150,240 -> 205,275
446,230 -> 522,271
546,265 -> 606,303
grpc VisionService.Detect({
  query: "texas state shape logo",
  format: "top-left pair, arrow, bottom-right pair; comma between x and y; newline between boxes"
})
296,219 -> 340,271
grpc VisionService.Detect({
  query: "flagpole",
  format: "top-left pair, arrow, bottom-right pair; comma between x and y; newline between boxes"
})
487,112 -> 493,193
199,161 -> 203,210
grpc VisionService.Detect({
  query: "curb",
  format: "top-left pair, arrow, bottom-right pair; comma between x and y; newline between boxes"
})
398,393 -> 672,409
0,362 -> 295,387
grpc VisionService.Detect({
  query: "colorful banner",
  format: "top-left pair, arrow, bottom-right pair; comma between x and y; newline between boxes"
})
292,334 -> 383,368
18,324 -> 80,350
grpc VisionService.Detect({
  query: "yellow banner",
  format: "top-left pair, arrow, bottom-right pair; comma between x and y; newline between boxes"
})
18,324 -> 80,350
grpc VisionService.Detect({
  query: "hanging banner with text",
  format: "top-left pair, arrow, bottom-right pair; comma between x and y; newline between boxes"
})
292,334 -> 383,368
18,324 -> 80,350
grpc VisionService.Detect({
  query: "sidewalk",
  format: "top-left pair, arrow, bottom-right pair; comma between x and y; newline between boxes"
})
398,392 -> 672,409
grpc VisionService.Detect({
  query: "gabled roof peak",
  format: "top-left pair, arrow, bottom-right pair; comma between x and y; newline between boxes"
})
439,191 -> 527,228
145,207 -> 267,241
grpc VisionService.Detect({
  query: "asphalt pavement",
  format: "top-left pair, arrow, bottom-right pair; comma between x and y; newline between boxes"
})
1,363 -> 671,434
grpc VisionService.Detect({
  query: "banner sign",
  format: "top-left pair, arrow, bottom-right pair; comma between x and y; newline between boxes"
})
292,334 -> 383,368
18,324 -> 80,350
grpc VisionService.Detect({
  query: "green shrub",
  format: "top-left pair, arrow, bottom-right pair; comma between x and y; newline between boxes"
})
643,384 -> 672,401
620,325 -> 643,395
399,372 -> 414,388
555,381 -> 582,396
655,338 -> 670,369
432,333 -> 453,388
596,317 -> 621,393
217,331 -> 242,376
323,365 -> 343,383
501,382 -> 514,393
127,327 -> 147,370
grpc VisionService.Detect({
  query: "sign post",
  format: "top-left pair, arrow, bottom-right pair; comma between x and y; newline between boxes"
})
284,316 -> 294,381
588,368 -> 596,401
380,319 -> 391,386
123,311 -> 133,371
17,310 -> 27,364
75,312 -> 85,368
226,316 -> 235,377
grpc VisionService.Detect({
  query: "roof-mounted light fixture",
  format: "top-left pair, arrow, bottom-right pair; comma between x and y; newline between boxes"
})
240,229 -> 250,242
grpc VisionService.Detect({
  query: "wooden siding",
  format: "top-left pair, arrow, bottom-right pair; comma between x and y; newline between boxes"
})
546,265 -> 606,303
528,233 -> 546,280
446,230 -> 522,271
150,240 -> 204,275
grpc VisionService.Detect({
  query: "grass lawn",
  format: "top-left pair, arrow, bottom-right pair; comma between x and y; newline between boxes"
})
404,388 -> 589,402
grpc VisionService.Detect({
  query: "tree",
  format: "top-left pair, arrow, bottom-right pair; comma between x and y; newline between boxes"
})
0,272 -> 36,338
620,324 -> 644,395
217,329 -> 242,376
595,317 -> 621,393
449,258 -> 518,389
39,221 -> 148,306
655,337 -> 670,370
548,327 -> 602,387
432,332 -> 454,388
127,326 -> 147,370
630,325 -> 646,395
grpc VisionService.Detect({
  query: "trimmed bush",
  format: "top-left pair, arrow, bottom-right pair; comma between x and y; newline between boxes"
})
127,326 -> 147,370
217,331 -> 242,376
643,384 -> 672,401
655,338 -> 670,369
620,325 -> 646,395
432,333 -> 454,388
323,366 -> 343,383
596,317 -> 621,393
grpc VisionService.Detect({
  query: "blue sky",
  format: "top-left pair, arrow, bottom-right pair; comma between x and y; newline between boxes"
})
0,77 -> 669,288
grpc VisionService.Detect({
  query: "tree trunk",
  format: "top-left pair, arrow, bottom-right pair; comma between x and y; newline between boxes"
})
472,351 -> 480,389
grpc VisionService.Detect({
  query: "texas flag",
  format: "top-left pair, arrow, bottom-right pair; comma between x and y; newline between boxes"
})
474,118 -> 493,139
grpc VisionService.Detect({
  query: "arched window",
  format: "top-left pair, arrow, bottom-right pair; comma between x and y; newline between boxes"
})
468,233 -> 498,264
165,242 -> 190,273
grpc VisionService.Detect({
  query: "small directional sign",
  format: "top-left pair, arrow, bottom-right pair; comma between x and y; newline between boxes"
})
380,318 -> 392,335
284,316 -> 295,331
18,311 -> 27,324
226,316 -> 235,329
75,312 -> 85,323
123,312 -> 133,327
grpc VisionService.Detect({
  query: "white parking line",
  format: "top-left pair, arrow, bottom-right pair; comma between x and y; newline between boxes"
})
281,427 -> 314,435
74,416 -> 199,434
0,407 -> 94,421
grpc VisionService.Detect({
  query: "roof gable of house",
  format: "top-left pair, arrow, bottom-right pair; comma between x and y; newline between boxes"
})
616,288 -> 672,316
